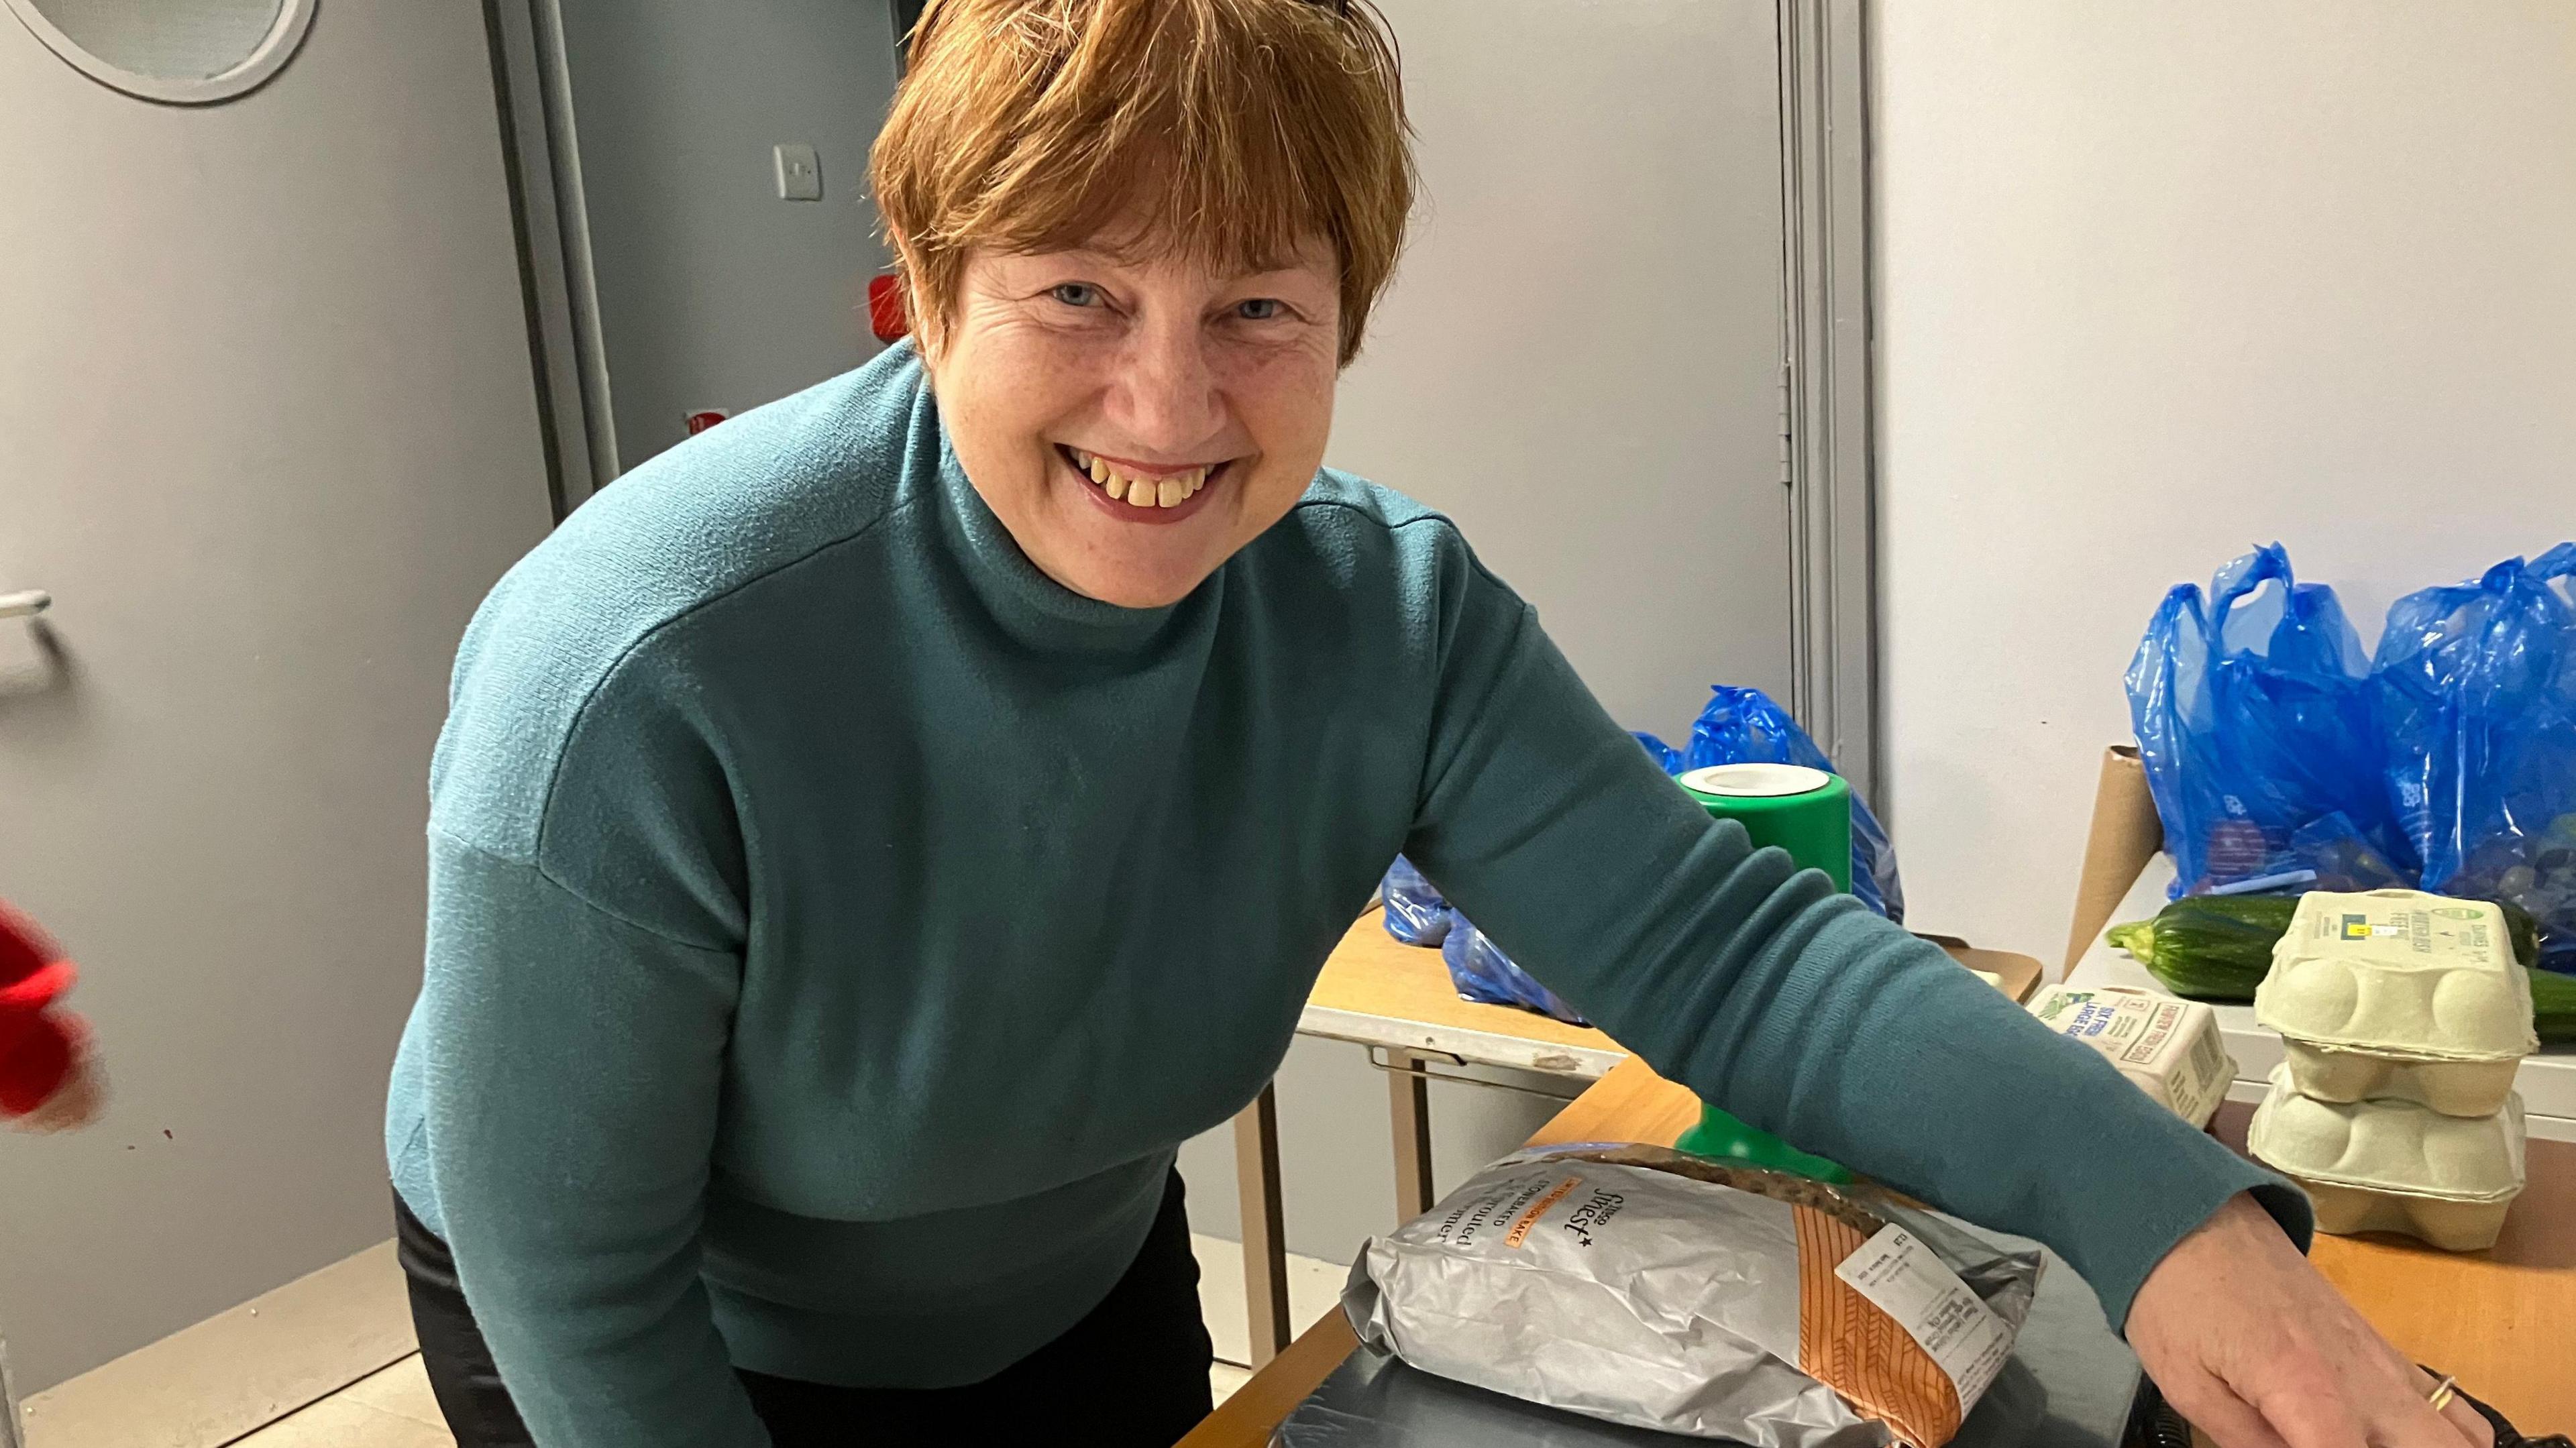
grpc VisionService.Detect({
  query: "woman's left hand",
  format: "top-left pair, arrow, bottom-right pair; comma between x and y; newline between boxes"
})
2127,1192 -> 2494,1448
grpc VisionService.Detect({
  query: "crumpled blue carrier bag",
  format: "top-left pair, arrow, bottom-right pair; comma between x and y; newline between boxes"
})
2125,543 -> 2412,896
1377,856 -> 1588,1025
2374,544 -> 2576,969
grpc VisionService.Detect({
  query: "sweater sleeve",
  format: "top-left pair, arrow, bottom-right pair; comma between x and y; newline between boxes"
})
417,828 -> 768,1448
1399,552 -> 2310,1331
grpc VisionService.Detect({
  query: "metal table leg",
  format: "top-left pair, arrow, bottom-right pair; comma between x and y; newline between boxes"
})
1231,1082 -> 1292,1366
1388,1050 -> 1436,1219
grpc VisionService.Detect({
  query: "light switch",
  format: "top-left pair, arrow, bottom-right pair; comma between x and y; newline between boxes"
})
774,144 -> 822,201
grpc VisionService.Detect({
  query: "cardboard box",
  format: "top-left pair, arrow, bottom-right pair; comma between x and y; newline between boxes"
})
2061,745 -> 2163,977
2061,744 -> 2576,1142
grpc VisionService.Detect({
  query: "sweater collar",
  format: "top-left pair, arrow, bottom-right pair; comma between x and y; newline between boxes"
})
910,368 -> 1191,657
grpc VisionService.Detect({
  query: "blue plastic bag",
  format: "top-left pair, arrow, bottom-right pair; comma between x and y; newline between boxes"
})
1378,854 -> 1452,946
1440,911 -> 1589,1025
1633,686 -> 1905,922
2374,545 -> 2576,968
2126,544 -> 2412,897
1376,855 -> 1587,1023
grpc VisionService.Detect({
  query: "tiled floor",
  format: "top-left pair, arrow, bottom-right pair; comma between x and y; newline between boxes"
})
180,1231 -> 1317,1444
235,1357 -> 452,1447
242,1353 -> 1261,1445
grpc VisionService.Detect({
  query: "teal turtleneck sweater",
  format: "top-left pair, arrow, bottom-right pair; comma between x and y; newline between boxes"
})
386,343 -> 2302,1446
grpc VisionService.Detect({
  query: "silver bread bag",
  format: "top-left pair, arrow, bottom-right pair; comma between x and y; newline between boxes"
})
1344,1144 -> 2043,1448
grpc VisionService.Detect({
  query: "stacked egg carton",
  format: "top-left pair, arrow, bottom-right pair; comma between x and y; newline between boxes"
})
2245,889 -> 2536,1251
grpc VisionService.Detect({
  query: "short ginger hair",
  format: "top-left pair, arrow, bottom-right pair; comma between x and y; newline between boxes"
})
870,0 -> 1415,365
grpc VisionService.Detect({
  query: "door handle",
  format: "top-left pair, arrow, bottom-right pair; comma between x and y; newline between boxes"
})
0,590 -> 50,620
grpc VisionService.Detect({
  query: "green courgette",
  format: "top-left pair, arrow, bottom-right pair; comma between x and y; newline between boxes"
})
2108,893 -> 2573,1042
2110,895 -> 2300,1001
2534,966 -> 2576,1044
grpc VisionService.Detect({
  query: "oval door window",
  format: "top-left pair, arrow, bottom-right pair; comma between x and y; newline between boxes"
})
3,0 -> 315,104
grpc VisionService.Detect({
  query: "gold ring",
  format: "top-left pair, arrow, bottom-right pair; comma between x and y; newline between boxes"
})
2426,1374 -> 2459,1413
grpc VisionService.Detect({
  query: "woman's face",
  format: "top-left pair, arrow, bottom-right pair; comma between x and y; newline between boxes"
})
922,231 -> 1342,608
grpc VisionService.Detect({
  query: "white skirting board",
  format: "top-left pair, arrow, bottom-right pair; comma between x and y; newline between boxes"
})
17,1241 -> 413,1448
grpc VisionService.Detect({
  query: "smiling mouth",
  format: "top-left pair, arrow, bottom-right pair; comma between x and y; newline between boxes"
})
1059,445 -> 1232,510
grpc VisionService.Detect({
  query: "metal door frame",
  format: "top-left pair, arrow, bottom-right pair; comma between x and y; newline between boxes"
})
484,0 -> 616,517
1778,0 -> 1882,812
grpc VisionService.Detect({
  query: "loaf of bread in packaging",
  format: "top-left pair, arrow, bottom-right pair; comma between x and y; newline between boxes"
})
1344,1143 -> 2042,1448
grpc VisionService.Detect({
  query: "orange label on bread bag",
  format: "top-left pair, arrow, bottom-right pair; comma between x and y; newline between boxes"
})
1503,1176 -> 1583,1248
1793,1205 -> 1965,1448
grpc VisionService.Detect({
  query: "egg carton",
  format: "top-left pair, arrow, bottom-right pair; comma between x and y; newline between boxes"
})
2275,1042 -> 2520,1117
2247,1066 -> 2525,1252
2254,889 -> 2536,1117
2027,984 -> 2235,1127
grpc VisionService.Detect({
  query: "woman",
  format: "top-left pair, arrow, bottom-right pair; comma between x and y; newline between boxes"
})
385,3 -> 2489,1446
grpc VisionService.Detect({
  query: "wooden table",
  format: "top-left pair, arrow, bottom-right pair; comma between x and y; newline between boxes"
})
1189,1057 -> 2576,1447
1296,910 -> 1629,1079
1230,911 -> 2048,1365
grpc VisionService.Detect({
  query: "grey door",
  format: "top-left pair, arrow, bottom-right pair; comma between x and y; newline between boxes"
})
0,0 -> 555,1402
1185,0 -> 1799,1298
1326,0 -> 1792,734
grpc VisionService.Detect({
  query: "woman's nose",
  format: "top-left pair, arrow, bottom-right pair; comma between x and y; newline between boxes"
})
1109,322 -> 1226,453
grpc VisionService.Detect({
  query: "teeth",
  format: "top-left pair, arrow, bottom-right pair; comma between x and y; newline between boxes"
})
1068,447 -> 1220,508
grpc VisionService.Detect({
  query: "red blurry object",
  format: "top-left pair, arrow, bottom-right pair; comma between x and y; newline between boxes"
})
867,273 -> 909,343
684,410 -> 730,436
0,901 -> 79,1117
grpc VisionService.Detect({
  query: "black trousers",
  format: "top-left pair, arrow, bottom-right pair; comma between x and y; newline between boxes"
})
394,1171 -> 1216,1447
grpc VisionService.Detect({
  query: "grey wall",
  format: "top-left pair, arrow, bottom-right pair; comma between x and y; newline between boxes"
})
555,0 -> 902,476
0,0 -> 555,1391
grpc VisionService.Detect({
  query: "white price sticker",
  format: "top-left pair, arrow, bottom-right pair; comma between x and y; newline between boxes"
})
1833,1224 -> 2015,1408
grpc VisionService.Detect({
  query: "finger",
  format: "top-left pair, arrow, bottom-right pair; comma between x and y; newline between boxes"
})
2244,1361 -> 2371,1448
2176,1382 -> 2299,1448
2399,1368 -> 2492,1448
2439,1394 -> 2496,1448
2353,1370 -> 2475,1448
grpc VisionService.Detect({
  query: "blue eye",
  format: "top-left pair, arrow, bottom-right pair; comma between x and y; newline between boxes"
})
1236,298 -> 1283,321
1049,282 -> 1101,308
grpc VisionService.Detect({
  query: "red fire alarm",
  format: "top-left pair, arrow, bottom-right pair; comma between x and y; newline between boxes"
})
685,408 -> 730,436
867,273 -> 909,343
